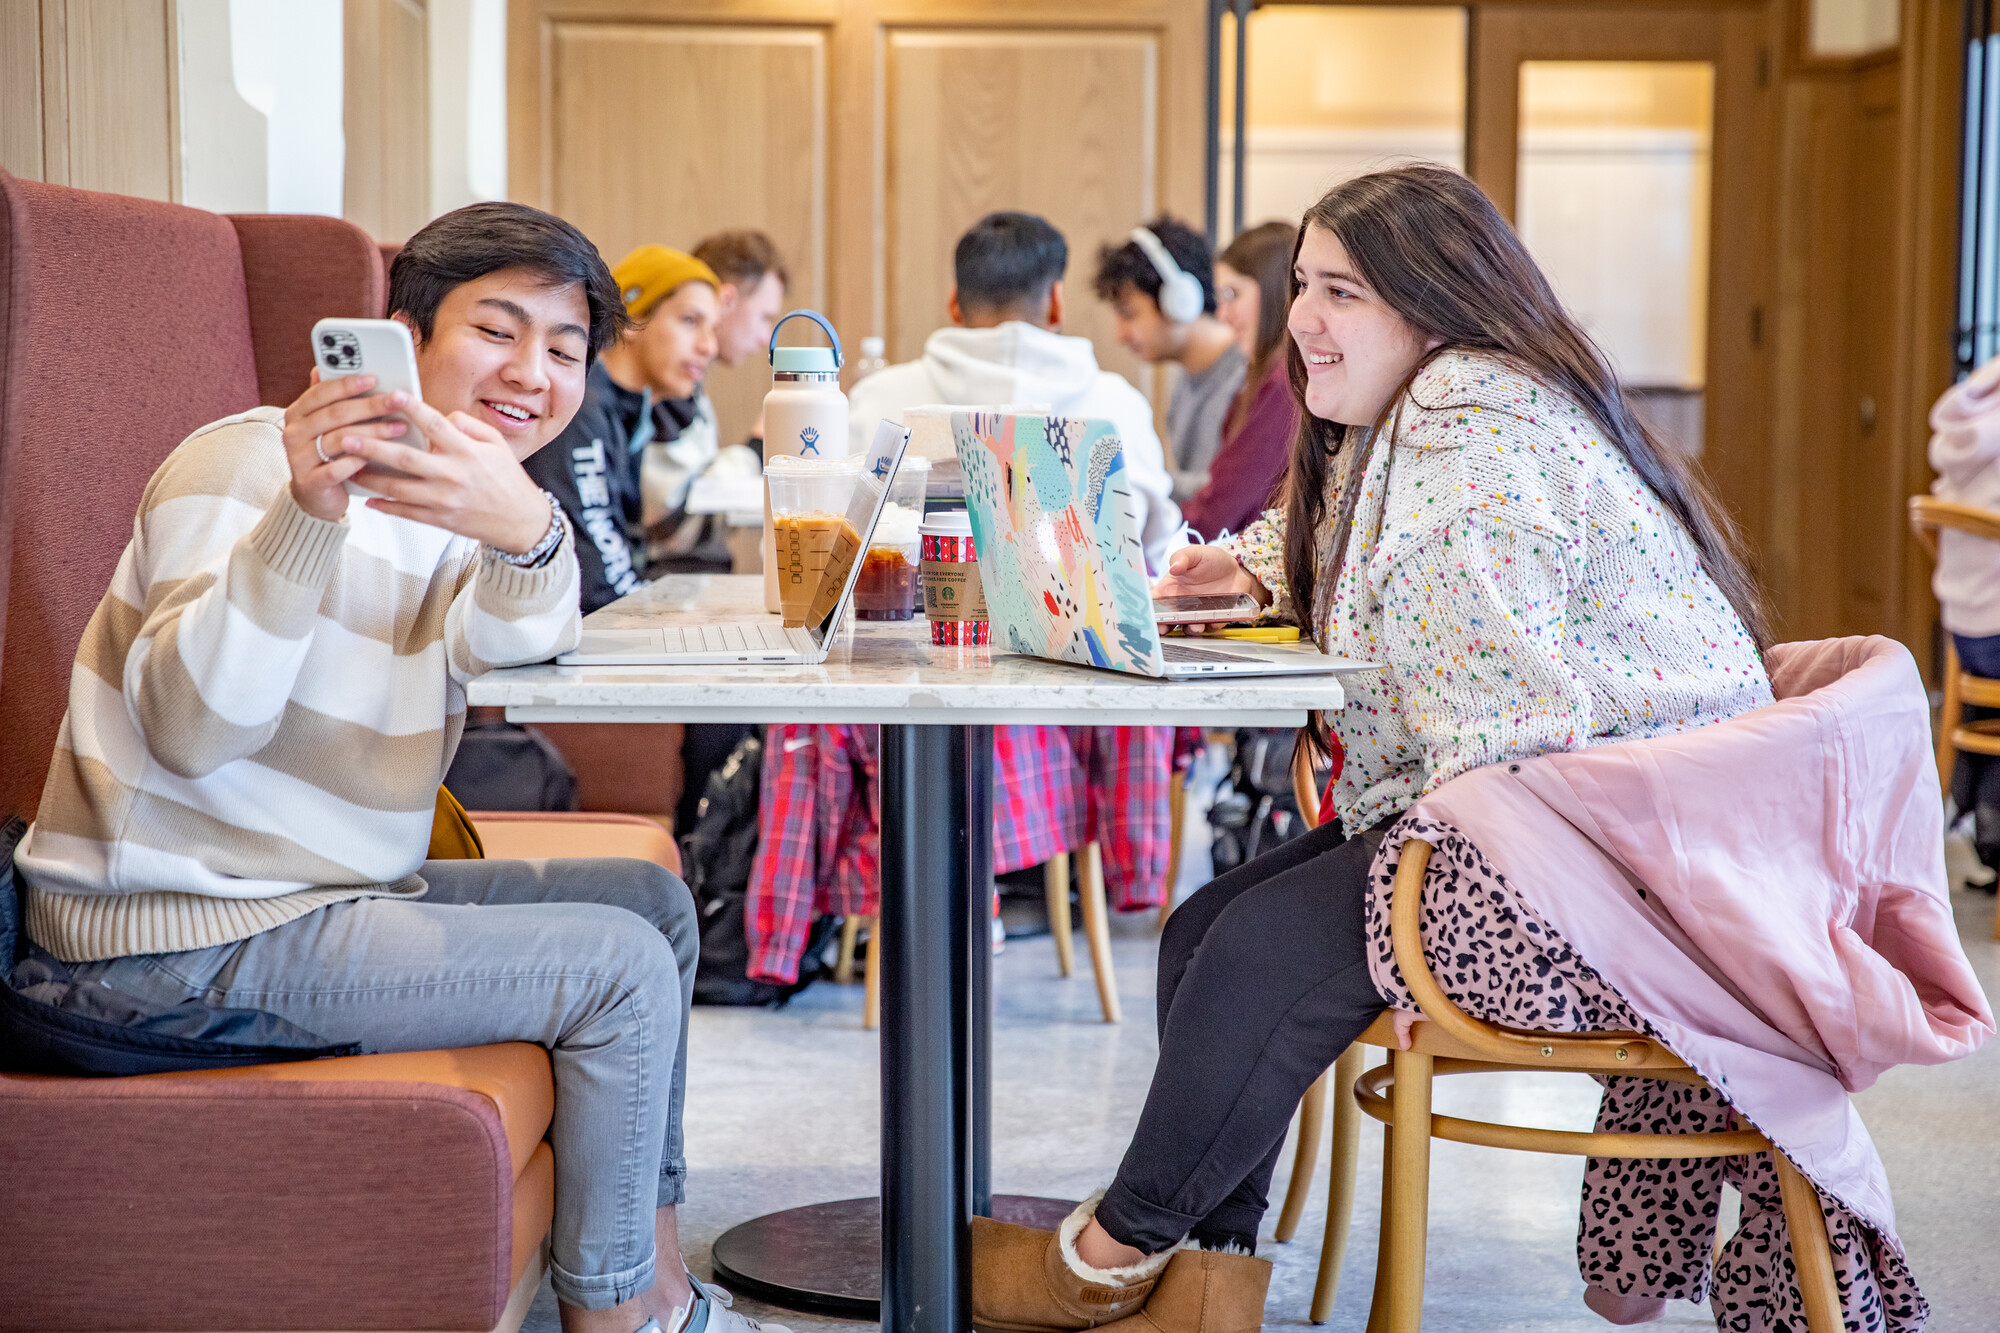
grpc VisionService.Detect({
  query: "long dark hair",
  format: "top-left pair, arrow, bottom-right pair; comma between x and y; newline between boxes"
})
1280,166 -> 1769,700
1219,220 -> 1299,431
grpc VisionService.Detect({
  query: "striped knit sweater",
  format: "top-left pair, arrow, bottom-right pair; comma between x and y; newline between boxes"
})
16,407 -> 582,962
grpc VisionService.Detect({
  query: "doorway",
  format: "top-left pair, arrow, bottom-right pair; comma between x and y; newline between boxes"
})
1467,4 -> 1769,522
1214,0 -> 1771,601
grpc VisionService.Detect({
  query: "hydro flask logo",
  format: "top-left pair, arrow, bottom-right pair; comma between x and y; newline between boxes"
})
799,426 -> 821,455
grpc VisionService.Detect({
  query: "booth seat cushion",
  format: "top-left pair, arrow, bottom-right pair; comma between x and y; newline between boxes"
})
0,1043 -> 554,1332
470,811 -> 682,876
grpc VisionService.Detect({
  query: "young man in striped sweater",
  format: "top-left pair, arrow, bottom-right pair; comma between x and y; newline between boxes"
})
14,204 -> 781,1333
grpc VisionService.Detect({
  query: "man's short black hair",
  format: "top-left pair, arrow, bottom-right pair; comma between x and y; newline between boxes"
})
1092,215 -> 1216,315
953,212 -> 1069,313
389,202 -> 629,360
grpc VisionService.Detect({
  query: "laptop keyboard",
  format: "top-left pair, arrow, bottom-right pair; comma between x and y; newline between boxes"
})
658,622 -> 795,654
1160,640 -> 1258,665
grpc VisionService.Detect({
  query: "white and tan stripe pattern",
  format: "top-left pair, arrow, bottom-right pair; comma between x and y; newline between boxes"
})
16,407 -> 581,961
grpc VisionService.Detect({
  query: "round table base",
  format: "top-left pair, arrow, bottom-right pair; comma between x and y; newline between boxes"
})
710,1195 -> 1078,1318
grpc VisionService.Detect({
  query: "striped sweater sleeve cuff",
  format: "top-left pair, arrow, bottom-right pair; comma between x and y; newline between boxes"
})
245,486 -> 350,590
474,516 -> 580,615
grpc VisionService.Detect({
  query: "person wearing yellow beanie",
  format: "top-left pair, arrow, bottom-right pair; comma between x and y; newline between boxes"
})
522,243 -> 721,616
602,245 -> 722,402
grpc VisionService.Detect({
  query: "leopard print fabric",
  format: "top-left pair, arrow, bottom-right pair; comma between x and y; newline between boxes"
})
1367,815 -> 1927,1332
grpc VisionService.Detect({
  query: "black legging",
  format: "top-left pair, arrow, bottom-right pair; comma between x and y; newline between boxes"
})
1095,816 -> 1392,1255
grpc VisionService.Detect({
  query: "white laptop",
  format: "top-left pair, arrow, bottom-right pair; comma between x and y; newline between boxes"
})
954,409 -> 1377,681
557,422 -> 911,666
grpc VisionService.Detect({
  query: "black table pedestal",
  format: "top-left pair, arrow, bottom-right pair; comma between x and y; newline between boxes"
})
710,1195 -> 1076,1319
711,725 -> 1034,1332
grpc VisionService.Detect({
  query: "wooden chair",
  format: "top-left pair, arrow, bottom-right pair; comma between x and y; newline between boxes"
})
1271,738 -> 1360,1264
1908,496 -> 2000,793
1043,843 -> 1123,1024
1155,766 -> 1190,928
1908,495 -> 2000,940
836,839 -> 1122,1028
1301,836 -> 1842,1332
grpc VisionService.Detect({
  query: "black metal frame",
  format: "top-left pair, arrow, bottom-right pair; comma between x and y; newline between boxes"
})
1203,0 -> 1253,244
1960,0 -> 2000,378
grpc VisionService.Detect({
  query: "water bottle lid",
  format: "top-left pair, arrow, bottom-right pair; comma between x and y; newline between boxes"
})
769,309 -> 843,374
772,345 -> 840,373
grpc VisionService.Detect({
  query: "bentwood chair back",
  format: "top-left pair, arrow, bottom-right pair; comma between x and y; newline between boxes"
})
1301,838 -> 1842,1332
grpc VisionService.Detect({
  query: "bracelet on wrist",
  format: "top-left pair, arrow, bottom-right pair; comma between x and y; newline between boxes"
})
488,490 -> 566,568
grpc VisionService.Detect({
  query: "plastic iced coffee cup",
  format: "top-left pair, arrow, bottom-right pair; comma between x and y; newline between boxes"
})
855,458 -> 929,621
766,454 -> 865,628
919,510 -> 989,646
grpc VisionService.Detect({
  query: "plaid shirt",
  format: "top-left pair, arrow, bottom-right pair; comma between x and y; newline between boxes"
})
745,724 -> 1173,984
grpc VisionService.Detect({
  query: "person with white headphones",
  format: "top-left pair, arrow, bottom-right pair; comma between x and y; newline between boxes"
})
1094,216 -> 1248,510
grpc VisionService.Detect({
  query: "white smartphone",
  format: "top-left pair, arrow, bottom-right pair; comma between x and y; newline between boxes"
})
309,317 -> 426,499
1153,592 -> 1263,625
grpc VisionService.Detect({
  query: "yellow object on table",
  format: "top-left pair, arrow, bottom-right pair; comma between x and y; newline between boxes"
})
1201,626 -> 1301,643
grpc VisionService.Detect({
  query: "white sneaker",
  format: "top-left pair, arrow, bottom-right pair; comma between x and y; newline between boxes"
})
682,1273 -> 794,1333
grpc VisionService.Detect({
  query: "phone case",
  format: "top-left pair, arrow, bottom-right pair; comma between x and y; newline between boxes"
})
309,318 -> 426,500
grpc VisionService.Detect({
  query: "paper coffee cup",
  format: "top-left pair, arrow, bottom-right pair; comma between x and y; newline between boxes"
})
919,510 -> 989,645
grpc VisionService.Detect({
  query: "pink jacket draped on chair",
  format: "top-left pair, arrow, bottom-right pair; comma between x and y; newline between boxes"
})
1407,636 -> 1993,1245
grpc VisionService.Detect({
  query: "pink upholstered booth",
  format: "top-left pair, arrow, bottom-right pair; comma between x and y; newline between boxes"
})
0,172 -> 554,1333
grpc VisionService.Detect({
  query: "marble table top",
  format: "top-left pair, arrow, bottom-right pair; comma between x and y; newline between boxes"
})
468,575 -> 1372,726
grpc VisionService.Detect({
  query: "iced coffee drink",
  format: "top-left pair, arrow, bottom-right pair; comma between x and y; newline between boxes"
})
773,511 -> 863,627
855,496 -> 923,620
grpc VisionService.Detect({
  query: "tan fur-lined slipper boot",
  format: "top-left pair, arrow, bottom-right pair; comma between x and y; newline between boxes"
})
970,1195 -> 1180,1333
1091,1247 -> 1273,1333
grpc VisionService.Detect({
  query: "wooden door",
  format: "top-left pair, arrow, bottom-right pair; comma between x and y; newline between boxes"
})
508,0 -> 1204,447
1469,3 -> 1782,622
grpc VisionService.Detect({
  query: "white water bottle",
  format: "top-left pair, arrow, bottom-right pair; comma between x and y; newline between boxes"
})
762,310 -> 849,613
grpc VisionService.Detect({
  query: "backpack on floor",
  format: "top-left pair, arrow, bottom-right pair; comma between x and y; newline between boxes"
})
679,731 -> 837,1007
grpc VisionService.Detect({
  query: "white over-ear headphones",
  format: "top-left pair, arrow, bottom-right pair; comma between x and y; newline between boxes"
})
1128,227 -> 1206,324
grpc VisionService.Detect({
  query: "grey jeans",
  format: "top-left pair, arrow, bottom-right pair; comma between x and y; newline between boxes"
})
66,857 -> 698,1310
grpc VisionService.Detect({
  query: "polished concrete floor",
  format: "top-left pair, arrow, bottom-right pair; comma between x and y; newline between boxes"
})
526,836 -> 2000,1333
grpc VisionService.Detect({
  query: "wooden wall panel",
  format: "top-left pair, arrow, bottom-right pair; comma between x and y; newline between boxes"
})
542,21 -> 828,446
345,0 -> 432,243
511,0 -> 1203,446
30,0 -> 177,199
1,0 -> 43,180
884,29 -> 1156,391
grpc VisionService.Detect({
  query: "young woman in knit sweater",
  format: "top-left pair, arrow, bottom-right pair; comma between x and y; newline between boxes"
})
969,167 -> 1791,1332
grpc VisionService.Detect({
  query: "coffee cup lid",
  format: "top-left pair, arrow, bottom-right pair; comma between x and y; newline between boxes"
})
919,510 -> 972,536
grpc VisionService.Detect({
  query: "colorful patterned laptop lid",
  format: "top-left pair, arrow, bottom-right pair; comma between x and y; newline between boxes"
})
953,410 -> 1166,676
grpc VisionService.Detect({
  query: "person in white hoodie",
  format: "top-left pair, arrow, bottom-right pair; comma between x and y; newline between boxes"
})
847,211 -> 1182,571
1929,357 -> 2000,872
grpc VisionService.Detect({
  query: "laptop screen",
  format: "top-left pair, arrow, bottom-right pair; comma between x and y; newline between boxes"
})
807,420 -> 912,648
953,411 -> 1165,676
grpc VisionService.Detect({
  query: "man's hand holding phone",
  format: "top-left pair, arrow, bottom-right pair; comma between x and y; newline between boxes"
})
334,399 -> 553,555
281,369 -> 413,521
